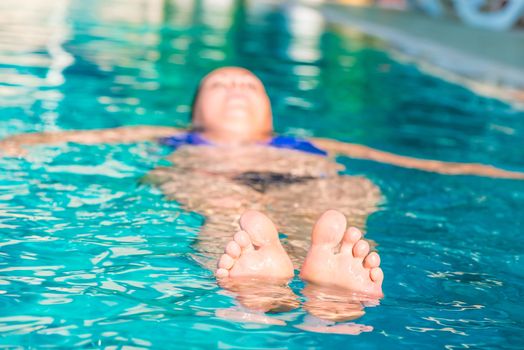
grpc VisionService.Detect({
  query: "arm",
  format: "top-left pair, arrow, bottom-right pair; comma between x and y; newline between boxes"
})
312,137 -> 524,180
0,125 -> 185,157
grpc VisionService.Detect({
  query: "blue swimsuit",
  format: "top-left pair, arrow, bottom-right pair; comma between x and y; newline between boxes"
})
160,132 -> 327,156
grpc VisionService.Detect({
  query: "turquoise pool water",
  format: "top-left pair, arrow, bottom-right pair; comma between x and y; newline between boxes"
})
1,0 -> 524,348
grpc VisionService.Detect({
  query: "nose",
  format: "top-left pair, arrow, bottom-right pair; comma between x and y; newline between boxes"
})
227,80 -> 245,95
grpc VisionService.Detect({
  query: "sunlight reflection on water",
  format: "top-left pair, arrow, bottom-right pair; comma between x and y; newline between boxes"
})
0,0 -> 524,349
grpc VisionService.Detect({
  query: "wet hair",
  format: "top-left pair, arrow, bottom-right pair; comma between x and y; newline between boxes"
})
189,86 -> 200,122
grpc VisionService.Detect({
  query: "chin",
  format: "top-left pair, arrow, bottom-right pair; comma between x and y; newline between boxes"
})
221,114 -> 254,129
224,125 -> 256,137
224,109 -> 250,121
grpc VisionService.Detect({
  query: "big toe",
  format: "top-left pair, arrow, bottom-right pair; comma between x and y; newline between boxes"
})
239,210 -> 279,246
311,210 -> 347,248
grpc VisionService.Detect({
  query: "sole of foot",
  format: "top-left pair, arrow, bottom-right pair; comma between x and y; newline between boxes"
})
215,210 -> 297,312
215,210 -> 294,281
300,210 -> 384,298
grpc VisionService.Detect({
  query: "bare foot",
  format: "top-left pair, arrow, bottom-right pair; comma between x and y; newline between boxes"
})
215,210 -> 297,313
215,210 -> 294,281
300,210 -> 384,298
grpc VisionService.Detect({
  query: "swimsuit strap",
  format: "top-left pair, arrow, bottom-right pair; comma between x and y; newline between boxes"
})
267,135 -> 327,156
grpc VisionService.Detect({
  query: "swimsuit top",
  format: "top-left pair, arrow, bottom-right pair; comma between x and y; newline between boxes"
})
160,132 -> 327,156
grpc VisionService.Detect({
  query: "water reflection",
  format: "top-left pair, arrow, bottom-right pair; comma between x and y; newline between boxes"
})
216,279 -> 378,335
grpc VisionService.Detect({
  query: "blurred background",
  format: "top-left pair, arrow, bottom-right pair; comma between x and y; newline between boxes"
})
339,0 -> 524,31
326,0 -> 524,100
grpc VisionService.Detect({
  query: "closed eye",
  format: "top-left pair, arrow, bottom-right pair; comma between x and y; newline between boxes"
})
210,81 -> 226,88
242,79 -> 261,90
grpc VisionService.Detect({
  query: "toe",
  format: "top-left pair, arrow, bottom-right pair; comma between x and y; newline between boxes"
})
352,239 -> 370,258
234,230 -> 254,251
363,252 -> 380,268
370,267 -> 384,284
218,254 -> 235,269
225,241 -> 241,258
340,227 -> 362,253
215,268 -> 229,278
311,210 -> 347,248
239,210 -> 279,246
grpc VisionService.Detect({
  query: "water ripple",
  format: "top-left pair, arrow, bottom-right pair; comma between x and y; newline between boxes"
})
0,0 -> 524,349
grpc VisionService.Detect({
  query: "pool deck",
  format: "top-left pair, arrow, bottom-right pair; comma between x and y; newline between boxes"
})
321,4 -> 524,105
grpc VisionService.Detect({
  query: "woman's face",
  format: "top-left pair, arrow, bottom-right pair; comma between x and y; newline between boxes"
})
192,67 -> 273,143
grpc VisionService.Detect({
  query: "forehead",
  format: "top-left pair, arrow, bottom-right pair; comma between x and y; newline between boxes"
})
201,69 -> 263,85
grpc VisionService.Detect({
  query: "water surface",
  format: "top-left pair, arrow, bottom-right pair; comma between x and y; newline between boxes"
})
1,0 -> 523,348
